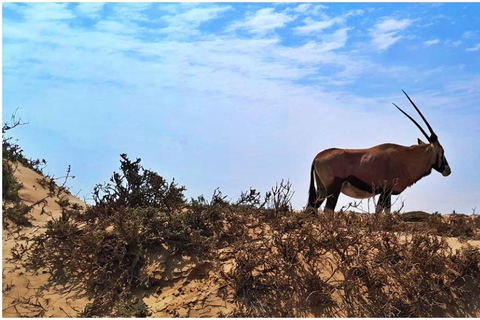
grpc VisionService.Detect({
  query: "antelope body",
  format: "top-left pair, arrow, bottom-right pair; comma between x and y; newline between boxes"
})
307,91 -> 451,214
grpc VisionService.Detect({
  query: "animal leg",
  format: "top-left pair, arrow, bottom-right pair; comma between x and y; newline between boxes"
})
376,191 -> 392,213
314,176 -> 327,208
324,180 -> 342,214
307,164 -> 326,213
384,194 -> 392,213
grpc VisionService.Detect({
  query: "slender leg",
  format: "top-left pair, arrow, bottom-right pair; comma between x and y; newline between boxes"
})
376,194 -> 384,214
376,191 -> 392,213
325,180 -> 342,214
307,171 -> 328,214
384,194 -> 391,213
314,181 -> 327,209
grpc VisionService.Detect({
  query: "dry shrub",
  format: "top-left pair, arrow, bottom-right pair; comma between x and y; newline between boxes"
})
437,214 -> 477,239
267,179 -> 294,217
226,213 -> 336,317
17,155 -> 292,317
373,211 -> 480,240
9,151 -> 480,317
224,211 -> 480,317
16,154 -> 217,316
400,210 -> 431,222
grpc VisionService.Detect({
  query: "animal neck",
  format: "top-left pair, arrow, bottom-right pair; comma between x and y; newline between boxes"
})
405,144 -> 436,187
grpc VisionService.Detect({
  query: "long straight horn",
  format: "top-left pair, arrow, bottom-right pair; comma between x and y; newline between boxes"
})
393,103 -> 431,141
402,90 -> 437,141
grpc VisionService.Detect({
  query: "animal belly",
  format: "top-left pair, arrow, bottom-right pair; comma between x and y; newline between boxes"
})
341,182 -> 374,199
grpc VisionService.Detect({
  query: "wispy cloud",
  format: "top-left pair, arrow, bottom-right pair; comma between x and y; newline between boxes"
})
462,31 -> 479,39
294,16 -> 343,35
228,7 -> 296,34
370,18 -> 413,50
296,3 -> 327,13
7,2 -> 74,21
3,3 -> 480,213
423,39 -> 440,47
111,3 -> 151,22
160,6 -> 231,38
287,3 -> 327,16
74,3 -> 105,19
294,9 -> 363,36
466,43 -> 480,51
444,39 -> 462,48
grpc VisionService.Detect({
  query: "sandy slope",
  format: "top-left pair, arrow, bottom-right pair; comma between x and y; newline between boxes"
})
2,163 -> 88,317
2,163 -> 236,317
2,162 -> 480,317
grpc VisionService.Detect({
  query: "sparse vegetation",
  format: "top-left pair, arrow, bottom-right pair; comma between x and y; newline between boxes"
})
2,110 -> 76,229
4,132 -> 480,317
2,110 -> 34,228
3,108 -> 46,174
224,211 -> 480,317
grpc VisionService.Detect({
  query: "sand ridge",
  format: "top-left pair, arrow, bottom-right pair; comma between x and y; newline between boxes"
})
2,163 -> 237,317
2,162 -> 480,317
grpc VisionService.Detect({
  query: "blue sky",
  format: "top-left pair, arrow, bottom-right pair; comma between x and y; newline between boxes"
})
3,2 -> 480,213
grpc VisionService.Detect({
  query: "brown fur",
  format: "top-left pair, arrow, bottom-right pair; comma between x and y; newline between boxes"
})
307,91 -> 451,214
315,144 -> 436,192
309,141 -> 448,213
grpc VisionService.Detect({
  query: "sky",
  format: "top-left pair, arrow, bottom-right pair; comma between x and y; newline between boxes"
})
2,2 -> 480,214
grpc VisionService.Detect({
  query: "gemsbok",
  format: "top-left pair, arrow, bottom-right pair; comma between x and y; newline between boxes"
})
307,90 -> 451,214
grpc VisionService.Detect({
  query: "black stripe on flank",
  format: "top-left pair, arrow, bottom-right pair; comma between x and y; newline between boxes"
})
345,176 -> 403,196
345,176 -> 380,195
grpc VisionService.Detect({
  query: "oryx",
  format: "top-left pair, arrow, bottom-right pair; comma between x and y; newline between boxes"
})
307,91 -> 451,214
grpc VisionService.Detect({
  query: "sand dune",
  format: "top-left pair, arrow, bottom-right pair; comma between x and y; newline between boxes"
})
2,163 -> 88,317
2,163 -> 236,317
2,162 -> 480,317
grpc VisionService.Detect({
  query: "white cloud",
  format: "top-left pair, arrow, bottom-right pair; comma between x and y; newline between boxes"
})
293,3 -> 327,15
163,6 -> 230,25
294,9 -> 362,36
423,39 -> 440,47
344,9 -> 365,18
466,43 -> 480,51
294,4 -> 311,14
229,8 -> 296,34
20,3 -> 75,21
294,17 -> 343,35
376,18 -> 412,32
112,3 -> 152,22
370,18 -> 413,50
462,31 -> 478,39
316,27 -> 350,52
160,6 -> 231,37
279,29 -> 350,63
4,3 -> 479,214
444,39 -> 462,48
74,3 -> 104,18
95,20 -> 137,35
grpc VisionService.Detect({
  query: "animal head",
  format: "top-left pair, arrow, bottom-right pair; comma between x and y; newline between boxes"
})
394,90 -> 451,177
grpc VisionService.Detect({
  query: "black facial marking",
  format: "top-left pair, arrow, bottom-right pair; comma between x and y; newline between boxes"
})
433,151 -> 446,173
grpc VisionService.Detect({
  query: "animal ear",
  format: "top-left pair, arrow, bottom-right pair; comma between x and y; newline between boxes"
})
417,138 -> 427,145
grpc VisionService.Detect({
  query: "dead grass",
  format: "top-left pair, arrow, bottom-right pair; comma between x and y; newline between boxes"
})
5,154 -> 480,317
224,211 -> 480,317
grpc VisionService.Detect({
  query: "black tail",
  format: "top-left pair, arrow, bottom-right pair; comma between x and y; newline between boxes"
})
308,162 -> 318,208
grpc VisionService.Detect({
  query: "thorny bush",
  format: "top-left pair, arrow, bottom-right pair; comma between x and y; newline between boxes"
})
226,211 -> 480,317
19,154 -> 289,316
2,110 -> 49,228
9,149 -> 480,317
